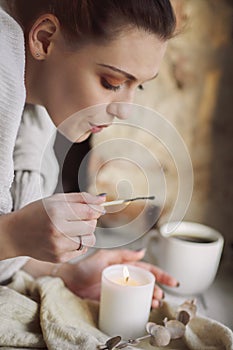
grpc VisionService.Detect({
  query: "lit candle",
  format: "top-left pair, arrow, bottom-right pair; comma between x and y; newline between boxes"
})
114,266 -> 140,286
99,264 -> 155,340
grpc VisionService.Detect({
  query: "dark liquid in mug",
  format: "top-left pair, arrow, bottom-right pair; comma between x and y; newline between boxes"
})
172,235 -> 216,243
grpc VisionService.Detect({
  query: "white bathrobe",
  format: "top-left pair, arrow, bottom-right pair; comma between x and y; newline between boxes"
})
0,5 -> 59,283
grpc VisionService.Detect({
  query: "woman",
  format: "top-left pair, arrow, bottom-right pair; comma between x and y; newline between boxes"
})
0,0 -> 178,308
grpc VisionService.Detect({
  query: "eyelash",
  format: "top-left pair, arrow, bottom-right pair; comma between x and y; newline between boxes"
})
101,78 -> 144,92
101,78 -> 121,92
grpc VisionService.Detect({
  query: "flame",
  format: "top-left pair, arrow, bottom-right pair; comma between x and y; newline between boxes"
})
123,266 -> 130,283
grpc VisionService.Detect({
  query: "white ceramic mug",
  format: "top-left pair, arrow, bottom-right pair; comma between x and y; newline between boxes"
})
148,221 -> 224,295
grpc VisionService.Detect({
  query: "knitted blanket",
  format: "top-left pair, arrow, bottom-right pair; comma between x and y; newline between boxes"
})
0,271 -> 232,350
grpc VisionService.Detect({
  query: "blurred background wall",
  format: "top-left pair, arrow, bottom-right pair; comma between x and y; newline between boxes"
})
55,0 -> 233,261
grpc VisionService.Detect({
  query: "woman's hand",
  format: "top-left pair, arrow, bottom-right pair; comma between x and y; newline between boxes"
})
58,249 -> 179,308
2,192 -> 105,263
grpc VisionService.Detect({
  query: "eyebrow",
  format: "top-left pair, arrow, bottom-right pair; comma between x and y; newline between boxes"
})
97,63 -> 158,82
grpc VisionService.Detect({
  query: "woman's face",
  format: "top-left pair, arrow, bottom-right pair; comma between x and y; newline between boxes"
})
26,20 -> 167,142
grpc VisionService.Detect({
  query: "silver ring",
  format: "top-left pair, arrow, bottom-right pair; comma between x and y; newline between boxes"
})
77,236 -> 83,251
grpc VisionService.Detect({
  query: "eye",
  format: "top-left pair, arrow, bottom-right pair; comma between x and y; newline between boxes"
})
138,84 -> 144,91
101,77 -> 121,92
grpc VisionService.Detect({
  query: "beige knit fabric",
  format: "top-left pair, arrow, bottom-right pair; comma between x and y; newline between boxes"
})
0,271 -> 232,350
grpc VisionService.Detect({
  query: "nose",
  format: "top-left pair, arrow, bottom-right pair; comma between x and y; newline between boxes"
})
107,102 -> 134,120
107,90 -> 135,120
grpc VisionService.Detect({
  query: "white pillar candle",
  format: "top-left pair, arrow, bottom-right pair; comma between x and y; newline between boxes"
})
99,264 -> 155,340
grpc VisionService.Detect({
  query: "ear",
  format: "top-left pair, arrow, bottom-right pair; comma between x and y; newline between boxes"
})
28,14 -> 60,60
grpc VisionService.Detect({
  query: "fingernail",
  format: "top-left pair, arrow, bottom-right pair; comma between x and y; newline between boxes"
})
135,248 -> 147,253
176,282 -> 180,287
101,209 -> 106,215
97,193 -> 107,197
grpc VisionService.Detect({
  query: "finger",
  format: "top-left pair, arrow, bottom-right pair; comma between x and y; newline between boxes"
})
132,261 -> 178,287
153,285 -> 165,300
151,299 -> 161,309
64,203 -> 105,220
53,231 -> 94,254
150,265 -> 178,287
104,250 -> 178,286
52,192 -> 107,205
55,233 -> 83,252
107,249 -> 146,264
66,234 -> 96,248
39,233 -> 89,263
57,219 -> 97,237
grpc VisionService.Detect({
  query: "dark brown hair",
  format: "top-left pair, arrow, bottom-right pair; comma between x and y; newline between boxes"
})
10,0 -> 176,44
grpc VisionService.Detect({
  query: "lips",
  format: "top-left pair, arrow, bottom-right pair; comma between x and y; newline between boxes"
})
89,123 -> 111,134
